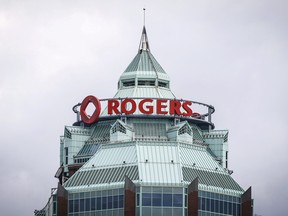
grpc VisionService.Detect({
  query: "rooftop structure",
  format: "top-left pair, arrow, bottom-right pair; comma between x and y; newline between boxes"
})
35,25 -> 253,216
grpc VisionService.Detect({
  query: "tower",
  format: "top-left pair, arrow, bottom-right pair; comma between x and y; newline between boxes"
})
35,26 -> 253,216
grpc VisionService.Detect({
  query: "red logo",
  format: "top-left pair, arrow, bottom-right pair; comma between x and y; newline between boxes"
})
80,95 -> 101,124
79,96 -> 201,124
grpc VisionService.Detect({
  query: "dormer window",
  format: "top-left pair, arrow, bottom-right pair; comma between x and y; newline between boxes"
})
178,124 -> 192,136
122,80 -> 135,87
138,80 -> 155,86
158,81 -> 168,88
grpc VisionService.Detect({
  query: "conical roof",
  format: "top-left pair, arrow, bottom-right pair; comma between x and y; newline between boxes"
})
115,26 -> 175,99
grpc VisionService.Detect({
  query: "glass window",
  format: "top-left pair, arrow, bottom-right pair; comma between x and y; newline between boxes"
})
113,189 -> 119,195
74,200 -> 79,212
201,198 -> 205,210
136,194 -> 140,206
219,201 -> 223,213
119,195 -> 124,208
102,196 -> 107,209
198,197 -> 201,210
206,192 -> 211,198
233,203 -> 237,215
215,200 -> 219,213
163,187 -> 172,194
210,199 -> 214,212
152,187 -> 162,193
107,210 -> 112,216
113,195 -> 118,208
158,81 -> 168,88
172,187 -> 182,194
173,208 -> 182,215
123,80 -> 135,87
69,200 -> 73,213
142,193 -> 151,206
142,187 -> 152,193
53,195 -> 57,201
163,194 -> 172,207
228,202 -> 232,215
142,207 -> 151,216
108,196 -> 113,209
152,207 -> 161,215
69,193 -> 73,200
224,201 -> 228,214
152,193 -> 161,206
80,199 -> 84,212
173,194 -> 183,207
53,202 -> 56,214
210,192 -> 215,199
237,204 -> 241,216
84,192 -> 90,198
90,198 -> 95,211
206,198 -> 210,211
96,197 -> 101,210
85,198 -> 90,211
219,194 -> 223,200
163,208 -> 172,216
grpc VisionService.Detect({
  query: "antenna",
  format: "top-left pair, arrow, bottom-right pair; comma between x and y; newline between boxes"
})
143,8 -> 146,26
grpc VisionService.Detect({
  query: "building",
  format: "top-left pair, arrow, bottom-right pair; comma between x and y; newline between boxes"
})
35,25 -> 253,216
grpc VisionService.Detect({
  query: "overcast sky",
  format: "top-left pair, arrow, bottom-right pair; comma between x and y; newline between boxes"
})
0,0 -> 287,215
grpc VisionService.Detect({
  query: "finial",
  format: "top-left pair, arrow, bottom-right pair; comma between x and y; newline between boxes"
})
143,8 -> 146,26
139,8 -> 150,52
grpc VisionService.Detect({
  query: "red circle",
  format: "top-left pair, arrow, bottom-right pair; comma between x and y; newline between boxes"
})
80,95 -> 101,124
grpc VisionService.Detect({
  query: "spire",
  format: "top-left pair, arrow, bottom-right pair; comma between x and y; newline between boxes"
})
139,26 -> 150,52
139,26 -> 150,53
139,9 -> 150,52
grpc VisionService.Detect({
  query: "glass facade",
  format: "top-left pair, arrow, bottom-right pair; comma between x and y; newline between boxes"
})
136,186 -> 186,216
198,191 -> 241,216
68,189 -> 124,216
66,186 -> 242,216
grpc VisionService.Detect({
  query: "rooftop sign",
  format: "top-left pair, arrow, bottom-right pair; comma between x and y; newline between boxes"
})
78,95 -> 209,125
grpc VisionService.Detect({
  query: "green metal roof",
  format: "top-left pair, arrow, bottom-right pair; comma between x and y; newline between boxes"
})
65,165 -> 139,187
182,167 -> 243,191
64,141 -> 243,193
124,50 -> 166,74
